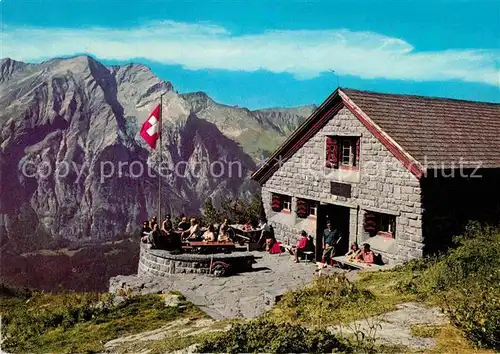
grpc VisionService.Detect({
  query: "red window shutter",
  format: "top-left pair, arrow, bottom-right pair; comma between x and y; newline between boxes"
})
364,212 -> 377,235
325,137 -> 332,168
271,195 -> 282,211
325,137 -> 339,168
296,198 -> 307,218
355,138 -> 360,167
331,137 -> 339,168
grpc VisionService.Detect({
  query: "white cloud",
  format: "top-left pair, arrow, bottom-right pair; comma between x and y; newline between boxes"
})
2,21 -> 499,85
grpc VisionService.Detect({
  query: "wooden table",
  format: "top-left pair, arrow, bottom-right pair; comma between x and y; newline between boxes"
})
332,256 -> 384,270
229,224 -> 261,243
188,241 -> 235,247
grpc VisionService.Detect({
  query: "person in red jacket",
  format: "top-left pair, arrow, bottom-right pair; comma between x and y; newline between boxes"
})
292,231 -> 309,263
356,243 -> 374,264
267,236 -> 282,254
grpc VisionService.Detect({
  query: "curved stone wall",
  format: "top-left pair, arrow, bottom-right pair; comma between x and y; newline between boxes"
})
138,243 -> 255,277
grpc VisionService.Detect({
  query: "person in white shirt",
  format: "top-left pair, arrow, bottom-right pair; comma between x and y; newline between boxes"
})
202,224 -> 216,242
182,218 -> 202,241
218,218 -> 231,242
257,217 -> 272,248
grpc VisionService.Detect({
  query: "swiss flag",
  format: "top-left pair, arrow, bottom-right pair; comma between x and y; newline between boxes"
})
140,105 -> 161,149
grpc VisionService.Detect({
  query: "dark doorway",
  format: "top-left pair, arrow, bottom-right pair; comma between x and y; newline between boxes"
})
315,203 -> 350,261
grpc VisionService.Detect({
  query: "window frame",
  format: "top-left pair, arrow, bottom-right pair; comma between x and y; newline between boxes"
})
341,139 -> 354,166
309,204 -> 318,217
364,211 -> 396,238
282,196 -> 292,211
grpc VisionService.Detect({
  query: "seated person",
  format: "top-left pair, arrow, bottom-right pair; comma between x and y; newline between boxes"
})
292,230 -> 309,263
141,220 -> 152,237
218,218 -> 231,242
306,235 -> 315,252
141,224 -> 160,248
266,236 -> 281,254
202,224 -> 216,242
177,216 -> 189,231
141,220 -> 156,242
270,241 -> 282,254
162,214 -> 173,233
265,236 -> 274,251
256,217 -> 272,248
182,218 -> 202,241
345,242 -> 360,261
177,214 -> 190,232
356,243 -> 374,264
146,218 -> 157,238
163,231 -> 182,252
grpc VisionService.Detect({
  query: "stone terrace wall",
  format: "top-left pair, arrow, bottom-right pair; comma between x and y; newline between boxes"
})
262,107 -> 424,263
138,243 -> 255,277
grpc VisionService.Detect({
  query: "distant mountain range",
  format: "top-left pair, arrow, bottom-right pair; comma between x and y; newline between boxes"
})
0,56 -> 315,250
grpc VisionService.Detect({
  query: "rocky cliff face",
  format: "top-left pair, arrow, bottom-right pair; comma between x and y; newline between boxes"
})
0,56 -> 313,250
182,93 -> 316,159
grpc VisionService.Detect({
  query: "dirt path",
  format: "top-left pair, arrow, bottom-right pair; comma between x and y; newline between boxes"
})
329,302 -> 449,351
104,318 -> 230,353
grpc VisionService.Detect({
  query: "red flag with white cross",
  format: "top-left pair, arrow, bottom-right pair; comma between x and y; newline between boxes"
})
140,104 -> 161,149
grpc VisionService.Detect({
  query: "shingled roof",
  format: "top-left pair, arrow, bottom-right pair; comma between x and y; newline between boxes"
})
342,88 -> 500,169
252,88 -> 500,183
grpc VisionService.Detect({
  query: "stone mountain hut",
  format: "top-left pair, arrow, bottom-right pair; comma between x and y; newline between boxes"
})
251,88 -> 500,264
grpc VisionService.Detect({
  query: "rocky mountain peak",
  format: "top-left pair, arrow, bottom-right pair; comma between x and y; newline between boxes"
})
0,57 -> 31,83
180,92 -> 214,113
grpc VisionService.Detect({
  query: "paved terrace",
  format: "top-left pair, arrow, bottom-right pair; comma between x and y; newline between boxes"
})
110,252 -> 350,319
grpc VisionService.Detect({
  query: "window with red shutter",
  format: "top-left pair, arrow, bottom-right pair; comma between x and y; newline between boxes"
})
297,199 -> 319,218
327,136 -> 362,169
326,136 -> 360,169
271,193 -> 292,212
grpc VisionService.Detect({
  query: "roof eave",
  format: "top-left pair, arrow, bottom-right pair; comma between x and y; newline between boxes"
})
251,87 -> 343,182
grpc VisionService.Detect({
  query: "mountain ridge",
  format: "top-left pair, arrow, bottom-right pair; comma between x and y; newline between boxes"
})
0,55 -> 313,251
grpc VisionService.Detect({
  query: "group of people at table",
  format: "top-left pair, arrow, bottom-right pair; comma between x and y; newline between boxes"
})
140,214 -> 235,250
140,215 -> 375,266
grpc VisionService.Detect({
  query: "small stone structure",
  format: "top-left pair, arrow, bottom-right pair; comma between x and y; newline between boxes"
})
138,243 -> 255,276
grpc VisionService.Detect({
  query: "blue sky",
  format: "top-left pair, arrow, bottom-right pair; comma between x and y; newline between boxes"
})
1,0 -> 499,109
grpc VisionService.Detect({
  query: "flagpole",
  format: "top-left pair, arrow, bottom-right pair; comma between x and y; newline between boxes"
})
158,94 -> 164,226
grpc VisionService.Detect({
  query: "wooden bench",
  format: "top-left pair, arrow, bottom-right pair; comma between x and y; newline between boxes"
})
302,251 -> 314,263
280,244 -> 314,262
